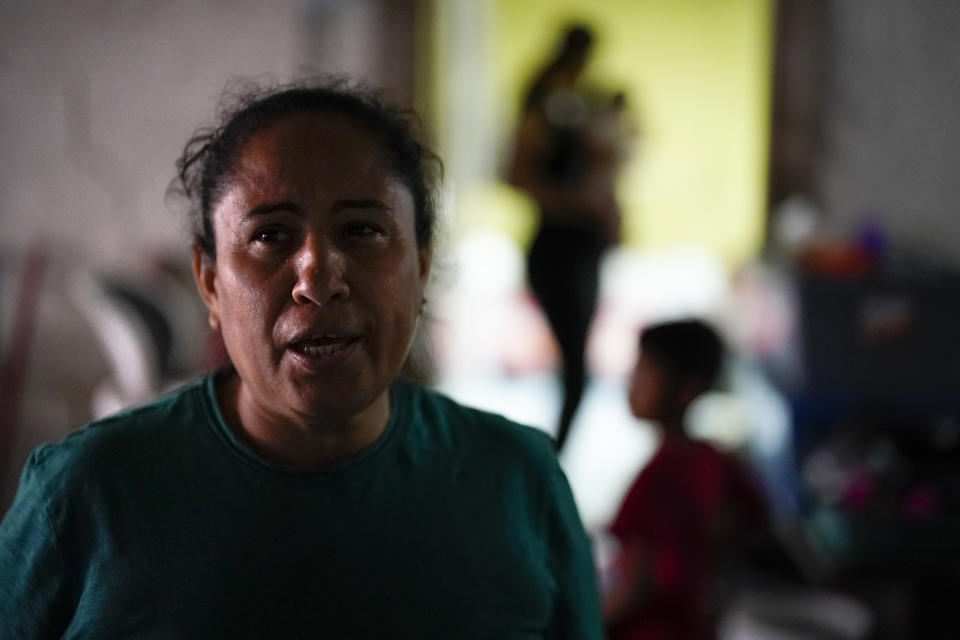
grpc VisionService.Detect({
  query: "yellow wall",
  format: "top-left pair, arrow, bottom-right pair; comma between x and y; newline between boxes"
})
451,0 -> 773,265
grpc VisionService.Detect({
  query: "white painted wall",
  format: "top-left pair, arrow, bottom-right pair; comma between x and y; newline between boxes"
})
0,0 -> 413,268
0,0 -> 303,266
817,1 -> 960,267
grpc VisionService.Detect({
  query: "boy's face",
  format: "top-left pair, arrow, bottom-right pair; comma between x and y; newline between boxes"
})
628,352 -> 666,421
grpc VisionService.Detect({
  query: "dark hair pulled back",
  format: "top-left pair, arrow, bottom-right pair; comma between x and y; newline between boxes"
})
172,78 -> 441,257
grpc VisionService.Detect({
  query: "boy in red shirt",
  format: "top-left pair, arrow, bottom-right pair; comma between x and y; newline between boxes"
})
603,320 -> 767,640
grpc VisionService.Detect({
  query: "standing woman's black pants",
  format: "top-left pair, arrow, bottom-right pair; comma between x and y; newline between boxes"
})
527,221 -> 606,451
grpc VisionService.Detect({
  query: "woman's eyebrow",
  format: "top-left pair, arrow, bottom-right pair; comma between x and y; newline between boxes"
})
243,200 -> 300,219
242,198 -> 392,219
331,198 -> 392,213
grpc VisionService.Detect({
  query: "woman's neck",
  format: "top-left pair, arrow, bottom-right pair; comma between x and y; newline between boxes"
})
218,372 -> 391,469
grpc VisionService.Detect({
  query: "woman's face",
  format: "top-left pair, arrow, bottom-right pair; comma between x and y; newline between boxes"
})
195,111 -> 430,428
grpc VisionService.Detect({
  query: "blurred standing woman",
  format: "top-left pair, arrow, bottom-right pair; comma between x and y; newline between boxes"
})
0,81 -> 602,638
509,25 -> 631,451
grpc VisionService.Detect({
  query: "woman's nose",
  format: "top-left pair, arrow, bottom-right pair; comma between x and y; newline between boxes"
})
291,235 -> 350,305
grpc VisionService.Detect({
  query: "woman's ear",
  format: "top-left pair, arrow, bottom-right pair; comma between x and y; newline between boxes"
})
192,247 -> 220,330
418,247 -> 432,280
418,247 -> 432,288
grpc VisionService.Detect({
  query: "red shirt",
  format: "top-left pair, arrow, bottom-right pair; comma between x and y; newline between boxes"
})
608,437 -> 766,640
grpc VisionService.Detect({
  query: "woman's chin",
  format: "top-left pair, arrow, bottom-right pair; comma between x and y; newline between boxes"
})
283,376 -> 389,428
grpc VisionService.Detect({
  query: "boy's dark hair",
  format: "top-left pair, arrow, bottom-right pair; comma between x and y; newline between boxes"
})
640,319 -> 724,391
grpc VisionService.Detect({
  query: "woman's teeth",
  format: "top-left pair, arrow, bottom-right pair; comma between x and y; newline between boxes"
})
293,336 -> 355,356
298,343 -> 346,356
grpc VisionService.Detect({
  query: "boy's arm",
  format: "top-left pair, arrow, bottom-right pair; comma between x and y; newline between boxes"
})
603,466 -> 658,626
601,539 -> 651,625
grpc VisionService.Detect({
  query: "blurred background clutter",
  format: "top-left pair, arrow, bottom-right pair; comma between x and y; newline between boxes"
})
2,1 -> 960,637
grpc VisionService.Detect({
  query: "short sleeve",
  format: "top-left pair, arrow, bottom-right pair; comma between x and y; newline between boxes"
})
609,466 -> 654,543
0,447 -> 74,639
541,456 -> 604,640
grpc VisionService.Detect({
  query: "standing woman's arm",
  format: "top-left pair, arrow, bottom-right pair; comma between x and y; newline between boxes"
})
507,108 -> 605,221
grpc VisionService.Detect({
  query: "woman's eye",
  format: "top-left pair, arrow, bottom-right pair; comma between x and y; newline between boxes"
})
343,223 -> 382,238
252,228 -> 291,243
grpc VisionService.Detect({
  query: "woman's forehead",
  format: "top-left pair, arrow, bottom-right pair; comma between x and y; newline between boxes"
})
210,114 -> 417,234
236,112 -> 389,174
223,112 -> 404,201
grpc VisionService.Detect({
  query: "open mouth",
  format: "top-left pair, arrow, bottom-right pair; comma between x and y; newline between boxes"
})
289,335 -> 360,357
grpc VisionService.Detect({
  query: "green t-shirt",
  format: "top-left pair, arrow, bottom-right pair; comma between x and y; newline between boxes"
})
0,373 -> 602,639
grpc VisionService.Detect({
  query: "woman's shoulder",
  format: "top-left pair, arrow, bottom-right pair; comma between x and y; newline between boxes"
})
21,375 -> 211,496
398,381 -> 557,467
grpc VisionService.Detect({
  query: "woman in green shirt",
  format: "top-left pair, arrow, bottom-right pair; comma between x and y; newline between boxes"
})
0,80 -> 602,639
